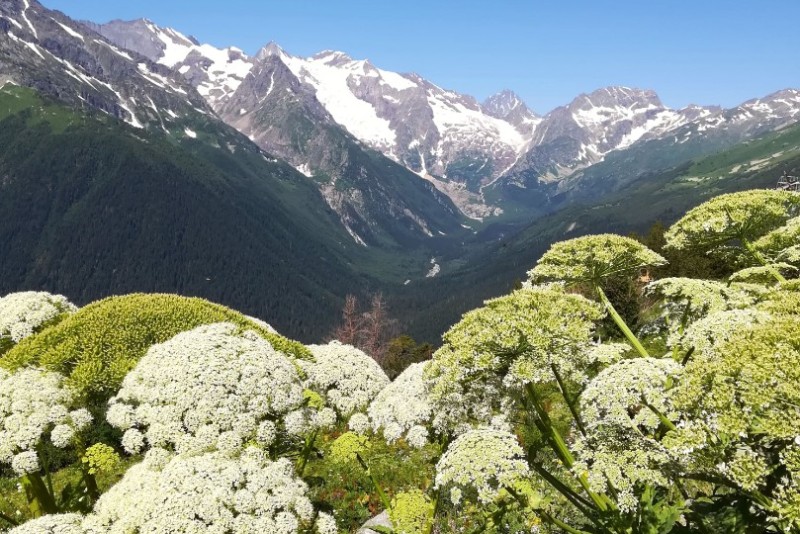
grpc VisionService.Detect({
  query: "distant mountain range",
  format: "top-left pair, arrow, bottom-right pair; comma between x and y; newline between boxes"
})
80,17 -> 800,220
1,0 -> 799,342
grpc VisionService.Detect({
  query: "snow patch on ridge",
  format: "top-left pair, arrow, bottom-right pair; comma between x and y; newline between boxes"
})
281,52 -> 397,149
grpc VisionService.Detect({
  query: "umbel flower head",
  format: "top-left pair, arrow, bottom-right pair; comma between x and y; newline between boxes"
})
754,215 -> 800,256
0,368 -> 90,475
528,234 -> 666,286
427,287 -> 603,394
580,357 -> 682,433
107,322 -> 305,456
303,341 -> 390,417
644,277 -> 758,331
668,309 -> 771,360
367,361 -> 433,446
664,189 -> 800,251
573,427 -> 671,514
434,428 -> 530,506
0,291 -> 77,344
84,447 -> 321,533
665,316 -> 800,502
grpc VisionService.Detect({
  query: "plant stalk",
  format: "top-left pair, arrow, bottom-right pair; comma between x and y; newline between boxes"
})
596,284 -> 650,357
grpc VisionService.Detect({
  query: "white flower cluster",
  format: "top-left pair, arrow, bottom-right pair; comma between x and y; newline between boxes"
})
107,323 -> 305,455
8,513 -> 85,534
670,309 -> 772,360
573,427 -> 671,513
0,291 -> 77,343
367,362 -> 433,447
304,341 -> 390,417
585,342 -> 630,366
729,264 -> 797,284
435,428 -> 529,505
81,447 -> 325,533
644,278 -> 756,336
0,368 -> 90,475
580,357 -> 682,432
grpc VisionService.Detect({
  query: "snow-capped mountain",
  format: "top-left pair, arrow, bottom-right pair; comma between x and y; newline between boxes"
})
0,0 -> 213,133
504,87 -> 712,185
83,18 -> 252,109
77,17 -> 800,220
482,89 -> 542,136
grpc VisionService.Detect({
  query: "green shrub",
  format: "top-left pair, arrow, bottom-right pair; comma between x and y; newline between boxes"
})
0,293 -> 310,401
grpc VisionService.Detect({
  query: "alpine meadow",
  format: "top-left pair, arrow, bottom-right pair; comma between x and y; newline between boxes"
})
1,1 -> 800,533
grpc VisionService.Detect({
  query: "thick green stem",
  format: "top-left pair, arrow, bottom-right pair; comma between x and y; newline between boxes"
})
643,400 -> 677,432
596,284 -> 649,358
296,430 -> 318,477
539,510 -> 593,534
551,364 -> 587,437
426,491 -> 439,534
356,453 -> 392,513
529,461 -> 594,516
742,237 -> 787,283
525,384 -> 611,512
21,473 -> 57,517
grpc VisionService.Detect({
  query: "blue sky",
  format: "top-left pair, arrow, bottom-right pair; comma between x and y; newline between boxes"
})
42,0 -> 800,114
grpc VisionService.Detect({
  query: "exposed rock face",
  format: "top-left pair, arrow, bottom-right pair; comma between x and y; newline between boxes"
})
0,0 -> 209,130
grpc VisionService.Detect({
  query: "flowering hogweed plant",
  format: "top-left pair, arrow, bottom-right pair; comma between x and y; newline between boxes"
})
83,448 -> 326,533
427,287 -> 602,391
106,322 -> 306,456
434,428 -> 530,506
0,368 -> 89,475
304,341 -> 390,417
0,291 -> 77,345
8,513 -> 86,534
668,308 -> 772,361
664,190 -> 800,251
367,361 -> 433,446
579,357 -> 682,433
527,234 -> 667,285
644,277 -> 757,331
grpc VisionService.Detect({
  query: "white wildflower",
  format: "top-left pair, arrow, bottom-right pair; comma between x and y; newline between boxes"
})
8,514 -> 85,534
347,412 -> 370,435
580,357 -> 682,433
68,409 -> 92,431
50,424 -> 75,448
672,309 -> 771,360
107,323 -> 305,455
368,362 -> 433,444
257,420 -> 277,446
435,428 -> 529,505
11,450 -> 40,475
0,291 -> 77,344
315,511 -> 338,534
121,428 -> 145,455
0,368 -> 83,472
406,425 -> 429,449
304,341 -> 390,417
85,449 -> 316,533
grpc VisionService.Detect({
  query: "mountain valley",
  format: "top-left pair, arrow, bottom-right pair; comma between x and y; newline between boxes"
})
1,0 -> 799,342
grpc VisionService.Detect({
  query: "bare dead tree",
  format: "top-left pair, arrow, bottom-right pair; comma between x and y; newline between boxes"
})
329,293 -> 398,363
330,294 -> 362,346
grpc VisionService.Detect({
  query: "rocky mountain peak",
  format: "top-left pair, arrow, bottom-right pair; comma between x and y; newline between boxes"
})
482,89 -> 532,118
256,41 -> 285,60
569,86 -> 663,112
